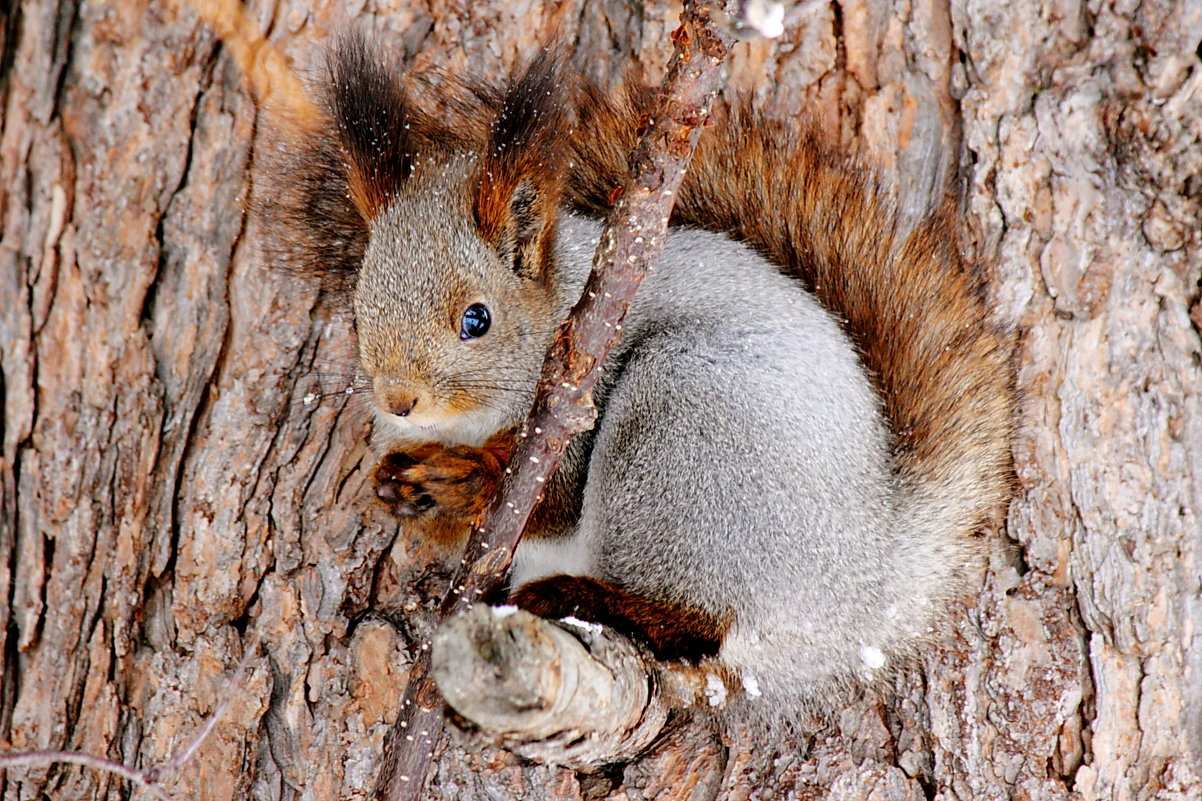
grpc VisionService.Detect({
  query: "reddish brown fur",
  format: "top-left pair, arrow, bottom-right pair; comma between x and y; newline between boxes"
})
374,431 -> 516,548
254,34 -> 499,299
256,38 -> 576,302
373,428 -> 583,549
325,37 -> 488,222
510,575 -> 731,661
472,51 -> 573,280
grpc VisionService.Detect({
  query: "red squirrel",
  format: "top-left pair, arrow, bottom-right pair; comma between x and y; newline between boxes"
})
258,35 -> 1014,723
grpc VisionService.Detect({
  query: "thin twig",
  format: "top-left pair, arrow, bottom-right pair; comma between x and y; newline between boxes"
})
159,632 -> 263,776
374,3 -> 736,799
0,634 -> 261,799
0,751 -> 177,801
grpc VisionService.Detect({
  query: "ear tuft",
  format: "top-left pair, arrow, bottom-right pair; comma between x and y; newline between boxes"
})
324,34 -> 420,221
474,48 -> 575,276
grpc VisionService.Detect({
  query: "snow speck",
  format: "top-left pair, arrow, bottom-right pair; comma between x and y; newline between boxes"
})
743,0 -> 786,38
705,674 -> 728,707
559,616 -> 603,636
741,672 -> 762,698
491,605 -> 519,618
860,645 -> 886,670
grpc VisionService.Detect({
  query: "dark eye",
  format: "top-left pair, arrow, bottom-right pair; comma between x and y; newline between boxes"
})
460,303 -> 491,339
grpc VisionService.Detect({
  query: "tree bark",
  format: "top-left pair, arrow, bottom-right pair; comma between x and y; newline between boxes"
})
1,1 -> 1199,800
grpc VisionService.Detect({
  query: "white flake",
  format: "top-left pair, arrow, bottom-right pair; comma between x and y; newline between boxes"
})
741,672 -> 762,698
860,645 -> 886,670
559,616 -> 603,636
705,674 -> 728,707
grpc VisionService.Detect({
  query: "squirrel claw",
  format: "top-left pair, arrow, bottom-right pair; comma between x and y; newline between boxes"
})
374,477 -> 435,516
372,452 -> 437,518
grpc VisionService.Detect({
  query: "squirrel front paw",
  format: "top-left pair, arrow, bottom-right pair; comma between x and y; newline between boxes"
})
372,434 -> 515,524
373,451 -> 438,517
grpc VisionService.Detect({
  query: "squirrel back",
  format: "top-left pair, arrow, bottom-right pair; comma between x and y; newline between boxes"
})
256,39 -> 1015,725
567,85 -> 1015,558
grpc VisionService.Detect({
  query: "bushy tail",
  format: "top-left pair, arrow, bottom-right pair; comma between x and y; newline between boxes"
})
566,85 -> 1014,542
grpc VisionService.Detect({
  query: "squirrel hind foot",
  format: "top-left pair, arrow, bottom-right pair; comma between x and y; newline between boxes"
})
510,574 -> 730,662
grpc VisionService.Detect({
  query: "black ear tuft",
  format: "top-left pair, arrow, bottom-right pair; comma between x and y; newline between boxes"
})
324,33 -> 418,220
474,47 -> 575,276
252,34 -> 415,299
254,38 -> 566,299
252,120 -> 363,301
489,47 -> 573,165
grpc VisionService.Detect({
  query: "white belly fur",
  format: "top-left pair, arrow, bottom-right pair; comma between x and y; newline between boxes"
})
510,535 -> 594,589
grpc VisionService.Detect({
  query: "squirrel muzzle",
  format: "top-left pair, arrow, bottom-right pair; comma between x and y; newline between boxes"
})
372,375 -> 427,419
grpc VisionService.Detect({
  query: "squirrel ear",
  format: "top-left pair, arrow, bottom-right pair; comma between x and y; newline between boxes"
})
474,48 -> 573,279
507,178 -> 552,278
510,179 -> 541,240
324,34 -> 418,222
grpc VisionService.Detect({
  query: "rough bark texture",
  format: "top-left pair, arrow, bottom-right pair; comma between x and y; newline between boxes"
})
1,1 -> 1199,800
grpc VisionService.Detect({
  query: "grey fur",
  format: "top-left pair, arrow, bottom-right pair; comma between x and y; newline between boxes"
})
358,169 -> 970,723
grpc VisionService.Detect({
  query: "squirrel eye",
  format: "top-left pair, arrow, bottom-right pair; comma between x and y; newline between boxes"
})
460,303 -> 491,340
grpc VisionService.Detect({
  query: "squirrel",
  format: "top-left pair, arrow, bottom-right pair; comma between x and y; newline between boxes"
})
257,35 -> 1014,724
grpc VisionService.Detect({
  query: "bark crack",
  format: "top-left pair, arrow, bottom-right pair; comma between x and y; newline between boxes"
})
0,0 -> 21,116
47,0 -> 79,123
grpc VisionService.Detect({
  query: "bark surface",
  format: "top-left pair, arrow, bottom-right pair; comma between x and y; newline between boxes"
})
1,1 -> 1199,800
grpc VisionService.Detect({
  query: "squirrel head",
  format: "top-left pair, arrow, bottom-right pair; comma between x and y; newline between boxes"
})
316,37 -> 574,446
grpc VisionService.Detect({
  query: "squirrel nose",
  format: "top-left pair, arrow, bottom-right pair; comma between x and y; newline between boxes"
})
390,396 -> 418,417
374,378 -> 423,419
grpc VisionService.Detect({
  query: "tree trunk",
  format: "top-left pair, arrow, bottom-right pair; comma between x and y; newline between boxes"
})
1,1 -> 1198,799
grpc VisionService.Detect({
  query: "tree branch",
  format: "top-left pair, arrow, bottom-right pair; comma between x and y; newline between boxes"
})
0,752 -> 178,801
374,2 -> 736,798
188,0 -> 319,126
432,607 -> 671,769
431,608 -> 733,768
